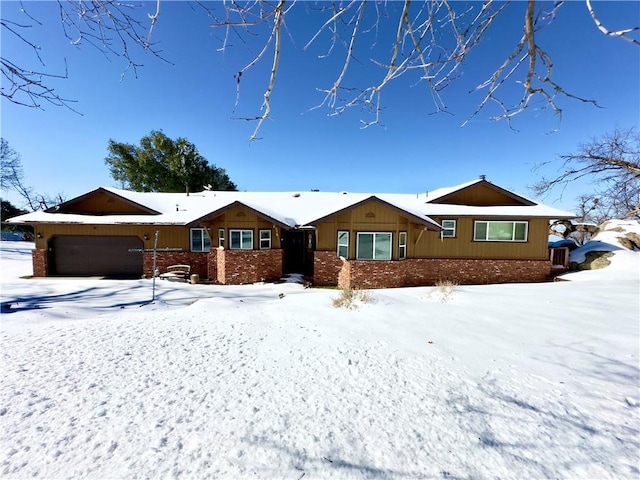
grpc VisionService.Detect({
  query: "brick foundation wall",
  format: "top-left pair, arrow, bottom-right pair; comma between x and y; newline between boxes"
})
338,260 -> 407,289
216,249 -> 283,285
144,252 -> 209,279
404,258 -> 551,286
313,251 -> 344,286
337,258 -> 552,289
32,249 -> 47,277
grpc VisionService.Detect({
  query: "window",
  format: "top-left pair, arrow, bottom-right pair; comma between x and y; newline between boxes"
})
474,221 -> 528,242
356,232 -> 392,260
337,231 -> 349,258
218,228 -> 225,248
259,229 -> 272,249
230,229 -> 253,249
398,232 -> 407,260
441,220 -> 456,238
190,228 -> 211,252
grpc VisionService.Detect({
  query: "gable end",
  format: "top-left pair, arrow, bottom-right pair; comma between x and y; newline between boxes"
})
308,196 -> 441,231
429,180 -> 536,206
187,201 -> 290,230
47,188 -> 161,215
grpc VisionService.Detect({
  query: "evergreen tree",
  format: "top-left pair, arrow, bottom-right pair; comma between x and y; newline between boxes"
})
105,131 -> 237,193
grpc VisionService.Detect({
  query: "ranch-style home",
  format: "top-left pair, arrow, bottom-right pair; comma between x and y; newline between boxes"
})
8,177 -> 575,289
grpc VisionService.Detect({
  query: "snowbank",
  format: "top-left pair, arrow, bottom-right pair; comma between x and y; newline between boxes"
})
1,242 -> 638,479
566,220 -> 640,281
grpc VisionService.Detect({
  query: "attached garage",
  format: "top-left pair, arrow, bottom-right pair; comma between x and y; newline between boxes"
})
48,236 -> 143,277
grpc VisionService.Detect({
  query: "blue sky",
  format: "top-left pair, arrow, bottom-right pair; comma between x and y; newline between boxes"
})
1,1 -> 638,212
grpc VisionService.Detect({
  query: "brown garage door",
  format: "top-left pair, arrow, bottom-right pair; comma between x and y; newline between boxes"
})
49,235 -> 143,277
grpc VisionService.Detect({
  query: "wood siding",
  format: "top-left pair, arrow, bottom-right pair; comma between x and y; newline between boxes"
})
34,206 -> 285,253
316,200 -> 410,260
413,217 -> 549,260
315,200 -> 550,261
431,183 -> 526,206
34,224 -> 190,252
59,191 -> 151,214
195,205 -> 282,249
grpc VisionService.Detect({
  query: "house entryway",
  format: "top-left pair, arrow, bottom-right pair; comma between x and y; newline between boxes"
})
282,230 -> 315,276
48,235 -> 143,277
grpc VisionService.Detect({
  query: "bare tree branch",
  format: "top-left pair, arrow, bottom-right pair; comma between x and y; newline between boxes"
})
1,0 -> 170,111
533,127 -> 640,221
0,138 -> 66,211
3,1 -> 638,140
586,0 -> 640,46
210,0 -> 637,137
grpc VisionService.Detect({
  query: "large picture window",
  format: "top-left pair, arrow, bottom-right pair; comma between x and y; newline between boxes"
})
441,220 -> 456,238
190,228 -> 211,252
474,221 -> 528,242
356,232 -> 392,260
230,229 -> 253,249
337,231 -> 349,258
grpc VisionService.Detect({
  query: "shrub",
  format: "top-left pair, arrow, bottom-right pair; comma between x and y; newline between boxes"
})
332,287 -> 371,310
430,279 -> 458,303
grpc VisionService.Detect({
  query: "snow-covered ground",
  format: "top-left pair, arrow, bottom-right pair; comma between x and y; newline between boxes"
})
1,234 -> 638,479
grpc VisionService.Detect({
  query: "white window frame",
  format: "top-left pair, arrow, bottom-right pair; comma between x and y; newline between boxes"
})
398,231 -> 407,260
229,229 -> 254,250
337,231 -> 349,258
356,232 -> 393,261
441,220 -> 456,238
218,228 -> 225,248
259,229 -> 272,249
190,228 -> 211,252
473,221 -> 528,242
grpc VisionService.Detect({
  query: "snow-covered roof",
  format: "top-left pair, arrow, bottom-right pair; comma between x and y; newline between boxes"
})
7,180 -> 576,228
420,178 -> 484,202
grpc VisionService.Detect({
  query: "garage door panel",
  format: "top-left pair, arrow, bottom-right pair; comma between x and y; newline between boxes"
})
49,236 -> 143,277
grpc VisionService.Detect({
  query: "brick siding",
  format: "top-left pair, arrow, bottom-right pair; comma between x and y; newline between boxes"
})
32,249 -> 47,277
143,251 -> 209,279
313,251 -> 344,286
336,258 -> 552,289
216,248 -> 226,284
216,249 -> 283,285
208,250 -> 218,282
337,258 -> 351,289
338,260 -> 405,289
404,258 -> 551,286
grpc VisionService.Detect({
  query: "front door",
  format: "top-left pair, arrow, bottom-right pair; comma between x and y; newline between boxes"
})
283,230 -> 315,276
